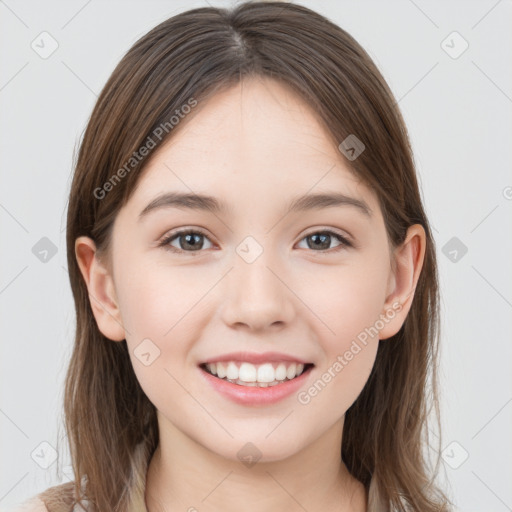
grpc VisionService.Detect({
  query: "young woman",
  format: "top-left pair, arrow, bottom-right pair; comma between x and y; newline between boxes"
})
16,2 -> 453,511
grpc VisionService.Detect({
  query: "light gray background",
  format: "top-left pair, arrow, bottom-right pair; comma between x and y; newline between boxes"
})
1,0 -> 511,510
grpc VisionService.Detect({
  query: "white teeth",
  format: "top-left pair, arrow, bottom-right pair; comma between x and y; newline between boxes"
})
203,360 -> 309,385
237,380 -> 257,386
226,362 -> 239,380
257,363 -> 275,383
286,363 -> 297,380
239,362 -> 257,382
216,362 -> 227,379
275,363 -> 287,381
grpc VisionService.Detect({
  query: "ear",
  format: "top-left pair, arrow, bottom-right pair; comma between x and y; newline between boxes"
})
378,224 -> 426,340
74,236 -> 126,342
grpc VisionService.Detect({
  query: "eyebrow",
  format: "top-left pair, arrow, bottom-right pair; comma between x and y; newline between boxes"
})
138,191 -> 372,221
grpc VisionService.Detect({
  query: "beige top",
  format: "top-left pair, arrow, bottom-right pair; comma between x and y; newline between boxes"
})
11,439 -> 384,512
10,491 -> 89,512
9,477 -> 90,512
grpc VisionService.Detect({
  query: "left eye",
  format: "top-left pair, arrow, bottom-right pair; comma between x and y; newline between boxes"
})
297,230 -> 352,252
159,229 -> 352,255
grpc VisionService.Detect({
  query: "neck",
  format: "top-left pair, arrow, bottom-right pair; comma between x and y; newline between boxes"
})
144,415 -> 366,512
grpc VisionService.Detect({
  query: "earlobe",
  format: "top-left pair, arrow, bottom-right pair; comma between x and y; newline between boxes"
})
74,236 -> 126,342
378,224 -> 426,340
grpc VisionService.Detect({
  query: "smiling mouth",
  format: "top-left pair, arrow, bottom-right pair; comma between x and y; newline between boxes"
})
199,362 -> 315,388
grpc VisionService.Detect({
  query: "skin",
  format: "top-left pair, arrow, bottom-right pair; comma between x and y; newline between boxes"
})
75,76 -> 426,512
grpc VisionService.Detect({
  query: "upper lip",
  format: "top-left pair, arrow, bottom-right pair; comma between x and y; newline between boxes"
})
200,351 -> 313,366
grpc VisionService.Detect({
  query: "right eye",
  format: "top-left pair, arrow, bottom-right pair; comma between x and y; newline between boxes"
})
159,229 -> 214,254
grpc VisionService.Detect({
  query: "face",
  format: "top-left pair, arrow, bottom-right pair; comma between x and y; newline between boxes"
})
79,76 -> 420,463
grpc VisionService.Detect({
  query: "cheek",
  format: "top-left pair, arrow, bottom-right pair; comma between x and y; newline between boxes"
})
296,273 -> 383,417
297,341 -> 378,422
116,258 -> 206,341
115,262 -> 205,410
293,256 -> 387,411
297,255 -> 389,345
114,258 -> 218,389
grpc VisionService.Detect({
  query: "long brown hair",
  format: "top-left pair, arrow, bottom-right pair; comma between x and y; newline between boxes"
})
38,2 -> 453,511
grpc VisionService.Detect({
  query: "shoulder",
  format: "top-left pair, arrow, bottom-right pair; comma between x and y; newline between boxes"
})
9,481 -> 81,512
7,496 -> 48,512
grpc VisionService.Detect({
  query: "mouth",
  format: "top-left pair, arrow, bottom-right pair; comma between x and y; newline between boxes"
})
199,361 -> 315,388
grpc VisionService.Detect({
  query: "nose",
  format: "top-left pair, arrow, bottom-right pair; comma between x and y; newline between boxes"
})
220,255 -> 296,332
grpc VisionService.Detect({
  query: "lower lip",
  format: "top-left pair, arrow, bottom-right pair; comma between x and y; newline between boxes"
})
198,365 -> 314,406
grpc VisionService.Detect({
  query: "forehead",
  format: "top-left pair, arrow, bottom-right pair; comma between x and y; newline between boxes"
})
126,76 -> 379,217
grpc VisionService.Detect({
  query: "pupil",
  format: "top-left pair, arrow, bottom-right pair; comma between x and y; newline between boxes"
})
183,233 -> 201,250
309,233 -> 329,250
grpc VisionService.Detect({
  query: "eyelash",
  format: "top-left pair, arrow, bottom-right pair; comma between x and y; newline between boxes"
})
158,228 -> 353,256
